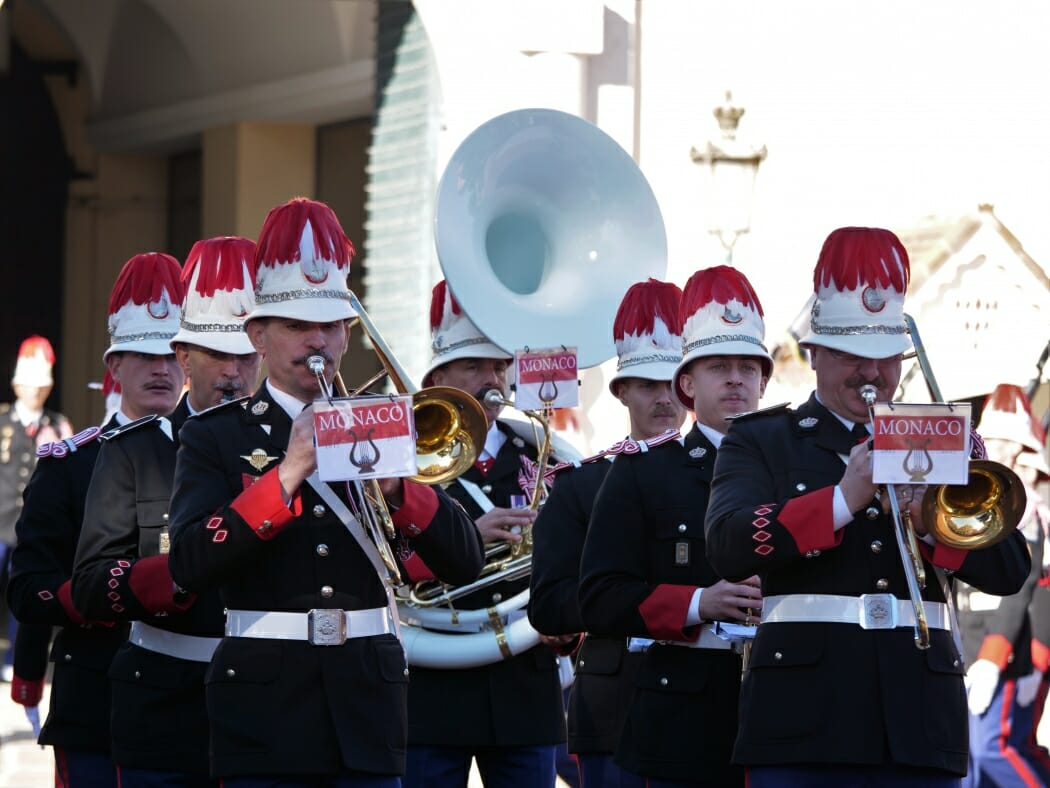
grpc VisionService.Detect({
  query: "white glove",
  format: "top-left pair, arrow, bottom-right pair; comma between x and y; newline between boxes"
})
1016,669 -> 1043,708
24,705 -> 40,738
966,659 -> 1001,717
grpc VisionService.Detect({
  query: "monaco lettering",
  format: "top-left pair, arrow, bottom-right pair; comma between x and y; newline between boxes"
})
875,418 -> 963,437
519,355 -> 577,373
317,404 -> 406,432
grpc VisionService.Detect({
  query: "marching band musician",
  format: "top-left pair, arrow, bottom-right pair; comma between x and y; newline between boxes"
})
705,227 -> 1031,787
7,253 -> 187,786
528,278 -> 688,788
166,198 -> 483,786
957,383 -> 1050,787
70,237 -> 260,787
404,280 -> 565,788
579,265 -> 771,788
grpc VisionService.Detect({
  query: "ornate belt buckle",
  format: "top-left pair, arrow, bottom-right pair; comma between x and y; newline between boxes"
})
307,609 -> 347,646
858,594 -> 898,630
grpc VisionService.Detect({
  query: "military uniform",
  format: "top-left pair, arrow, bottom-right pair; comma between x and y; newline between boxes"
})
530,456 -> 644,763
6,418 -> 125,780
406,419 -> 566,755
167,386 -> 484,778
579,426 -> 742,786
71,395 -> 221,778
705,395 -> 1031,777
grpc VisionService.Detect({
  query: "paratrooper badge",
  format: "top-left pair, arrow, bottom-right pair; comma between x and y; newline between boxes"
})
241,448 -> 278,472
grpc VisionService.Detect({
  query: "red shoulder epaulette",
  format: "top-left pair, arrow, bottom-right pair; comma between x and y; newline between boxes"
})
36,426 -> 102,459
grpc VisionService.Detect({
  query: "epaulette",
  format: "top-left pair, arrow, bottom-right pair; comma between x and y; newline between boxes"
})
100,414 -> 159,441
36,426 -> 102,458
727,402 -> 792,423
548,428 -> 682,473
192,395 -> 250,418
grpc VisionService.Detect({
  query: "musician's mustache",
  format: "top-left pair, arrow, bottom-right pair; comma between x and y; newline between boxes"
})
848,374 -> 885,390
474,387 -> 500,404
216,381 -> 245,402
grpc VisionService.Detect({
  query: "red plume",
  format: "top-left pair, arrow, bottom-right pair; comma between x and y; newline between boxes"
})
984,383 -> 1046,445
429,280 -> 463,331
814,227 -> 910,293
613,278 -> 683,340
108,253 -> 184,314
255,198 -> 355,270
183,237 -> 258,297
102,369 -> 120,397
18,335 -> 55,364
681,266 -> 765,318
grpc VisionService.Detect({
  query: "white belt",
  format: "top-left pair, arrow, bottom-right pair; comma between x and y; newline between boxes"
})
762,594 -> 951,631
628,626 -> 734,653
225,608 -> 391,646
129,621 -> 221,663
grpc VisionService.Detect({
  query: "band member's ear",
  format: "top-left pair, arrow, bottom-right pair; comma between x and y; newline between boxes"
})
759,376 -> 769,397
245,319 -> 268,355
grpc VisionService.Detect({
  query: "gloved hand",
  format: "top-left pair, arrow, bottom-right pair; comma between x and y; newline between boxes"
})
966,659 -> 1001,717
24,705 -> 40,738
1015,669 -> 1043,708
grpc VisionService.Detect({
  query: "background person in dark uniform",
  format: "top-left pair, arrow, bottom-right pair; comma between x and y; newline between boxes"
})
579,266 -> 770,788
167,198 -> 483,787
7,252 -> 187,787
403,279 -> 566,788
0,335 -> 74,680
71,237 -> 259,787
529,278 -> 687,788
958,383 -> 1050,787
705,227 -> 1031,788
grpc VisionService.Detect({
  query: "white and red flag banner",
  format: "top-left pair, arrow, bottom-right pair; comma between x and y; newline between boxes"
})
515,347 -> 579,410
871,403 -> 971,485
313,394 -> 417,482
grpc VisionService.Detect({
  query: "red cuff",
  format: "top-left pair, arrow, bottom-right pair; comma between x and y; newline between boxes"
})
977,634 -> 1013,670
1032,639 -> 1050,673
11,676 -> 43,707
778,488 -> 843,554
928,541 -> 967,572
128,554 -> 196,613
400,551 -> 436,584
230,466 -> 301,540
638,584 -> 699,641
392,481 -> 439,536
56,579 -> 85,626
551,633 -> 584,657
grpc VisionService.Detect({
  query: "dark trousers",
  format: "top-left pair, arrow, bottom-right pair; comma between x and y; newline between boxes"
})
118,766 -> 217,787
577,754 -> 645,788
966,677 -> 1043,788
747,765 -> 962,787
221,775 -> 400,787
404,744 -> 556,788
54,747 -> 119,788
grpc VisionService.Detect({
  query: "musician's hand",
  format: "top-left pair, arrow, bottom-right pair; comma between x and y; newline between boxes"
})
840,440 -> 878,514
278,405 -> 317,497
475,507 -> 536,544
539,633 -> 578,648
698,576 -> 762,623
880,484 -> 929,536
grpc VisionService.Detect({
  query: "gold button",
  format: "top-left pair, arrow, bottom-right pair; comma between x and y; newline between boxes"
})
226,668 -> 236,678
313,505 -> 326,518
316,544 -> 330,557
876,578 -> 889,591
321,585 -> 334,598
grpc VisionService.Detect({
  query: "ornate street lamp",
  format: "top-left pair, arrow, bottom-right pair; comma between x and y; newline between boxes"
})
690,91 -> 767,264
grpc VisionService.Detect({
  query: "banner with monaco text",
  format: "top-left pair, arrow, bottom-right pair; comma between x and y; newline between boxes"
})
313,395 -> 416,482
871,402 -> 971,485
515,347 -> 579,410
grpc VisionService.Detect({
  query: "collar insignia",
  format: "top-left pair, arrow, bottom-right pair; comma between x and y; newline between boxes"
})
241,448 -> 279,472
798,416 -> 819,428
251,401 -> 269,416
689,446 -> 707,459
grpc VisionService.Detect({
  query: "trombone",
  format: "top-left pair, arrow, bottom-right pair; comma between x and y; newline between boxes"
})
858,314 -> 1026,651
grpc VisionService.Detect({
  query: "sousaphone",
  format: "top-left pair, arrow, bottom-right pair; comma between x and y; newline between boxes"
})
399,108 -> 668,668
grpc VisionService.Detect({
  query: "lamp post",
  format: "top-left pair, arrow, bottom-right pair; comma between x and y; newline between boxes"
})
690,91 -> 767,265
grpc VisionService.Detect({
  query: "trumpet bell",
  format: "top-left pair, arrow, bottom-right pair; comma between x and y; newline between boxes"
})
435,108 -> 668,369
922,460 -> 1027,549
411,386 -> 489,485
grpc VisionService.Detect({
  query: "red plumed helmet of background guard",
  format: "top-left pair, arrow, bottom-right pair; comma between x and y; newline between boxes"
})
11,335 -> 56,388
422,279 -> 510,388
247,197 -> 357,323
171,236 -> 258,355
104,253 -> 185,361
608,278 -> 684,394
672,265 -> 772,410
978,383 -> 1049,477
799,226 -> 912,359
